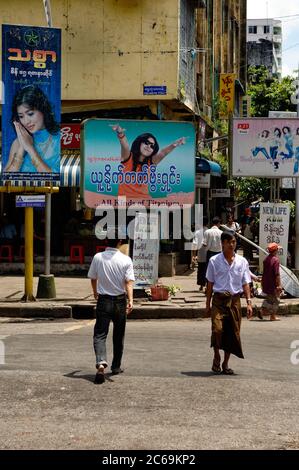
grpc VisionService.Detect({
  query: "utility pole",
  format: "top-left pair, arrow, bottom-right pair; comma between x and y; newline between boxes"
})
295,67 -> 299,270
36,0 -> 56,298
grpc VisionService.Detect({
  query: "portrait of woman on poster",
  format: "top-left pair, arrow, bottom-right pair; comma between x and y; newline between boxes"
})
111,124 -> 186,199
4,85 -> 60,174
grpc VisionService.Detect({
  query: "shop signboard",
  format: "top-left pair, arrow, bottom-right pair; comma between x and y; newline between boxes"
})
132,212 -> 159,288
219,73 -> 236,119
259,202 -> 290,270
196,174 -> 210,188
60,124 -> 81,149
211,188 -> 230,198
1,24 -> 61,184
280,178 -> 296,189
232,118 -> 299,177
81,119 -> 196,208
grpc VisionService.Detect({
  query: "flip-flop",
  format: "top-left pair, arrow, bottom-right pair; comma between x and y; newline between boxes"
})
222,368 -> 234,375
270,317 -> 281,321
211,361 -> 222,374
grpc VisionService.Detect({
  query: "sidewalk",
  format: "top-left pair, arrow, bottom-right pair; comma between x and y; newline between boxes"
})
1,269 -> 299,320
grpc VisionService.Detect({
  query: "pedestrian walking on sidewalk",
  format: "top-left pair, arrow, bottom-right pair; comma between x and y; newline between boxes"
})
88,230 -> 135,384
205,231 -> 253,375
202,216 -> 222,263
259,242 -> 282,321
192,216 -> 209,290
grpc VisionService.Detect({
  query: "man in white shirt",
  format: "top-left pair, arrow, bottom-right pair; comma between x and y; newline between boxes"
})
88,230 -> 135,384
205,231 -> 253,375
192,216 -> 209,290
202,217 -> 222,262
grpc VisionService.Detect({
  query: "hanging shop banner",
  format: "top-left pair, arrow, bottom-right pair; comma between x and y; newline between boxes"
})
232,118 -> 299,177
132,212 -> 159,288
81,119 -> 196,208
219,73 -> 236,119
259,202 -> 290,271
1,24 -> 61,183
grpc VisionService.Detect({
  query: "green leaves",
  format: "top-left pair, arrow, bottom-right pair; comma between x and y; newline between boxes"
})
247,66 -> 296,117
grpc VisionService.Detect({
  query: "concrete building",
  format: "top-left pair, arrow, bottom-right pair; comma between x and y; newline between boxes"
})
247,18 -> 282,78
0,0 -> 247,272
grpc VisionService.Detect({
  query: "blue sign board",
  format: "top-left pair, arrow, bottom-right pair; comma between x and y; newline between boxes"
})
1,24 -> 61,184
143,86 -> 167,95
16,195 -> 45,208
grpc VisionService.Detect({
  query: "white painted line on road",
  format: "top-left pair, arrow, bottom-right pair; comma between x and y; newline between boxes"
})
63,320 -> 94,333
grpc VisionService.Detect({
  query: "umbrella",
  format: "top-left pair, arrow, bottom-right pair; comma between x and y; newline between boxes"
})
221,225 -> 299,298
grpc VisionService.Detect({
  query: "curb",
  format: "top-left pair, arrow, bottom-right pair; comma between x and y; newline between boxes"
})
0,301 -> 299,319
0,305 -> 72,319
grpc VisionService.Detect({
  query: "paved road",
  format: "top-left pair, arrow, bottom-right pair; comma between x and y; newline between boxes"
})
0,317 -> 299,450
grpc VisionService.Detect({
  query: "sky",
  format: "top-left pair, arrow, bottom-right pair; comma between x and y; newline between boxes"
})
247,0 -> 299,77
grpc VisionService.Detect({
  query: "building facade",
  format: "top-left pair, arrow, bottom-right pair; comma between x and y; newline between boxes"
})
0,0 -> 247,270
247,18 -> 282,79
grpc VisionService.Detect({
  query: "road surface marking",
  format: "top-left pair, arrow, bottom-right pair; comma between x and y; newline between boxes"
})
63,320 -> 94,333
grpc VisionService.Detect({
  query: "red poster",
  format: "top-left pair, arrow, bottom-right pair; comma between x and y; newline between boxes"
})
60,124 -> 81,149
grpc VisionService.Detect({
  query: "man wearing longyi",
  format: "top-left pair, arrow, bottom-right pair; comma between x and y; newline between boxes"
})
205,231 -> 253,375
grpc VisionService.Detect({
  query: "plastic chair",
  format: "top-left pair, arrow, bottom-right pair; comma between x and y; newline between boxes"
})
0,245 -> 14,262
19,245 -> 25,261
70,245 -> 85,264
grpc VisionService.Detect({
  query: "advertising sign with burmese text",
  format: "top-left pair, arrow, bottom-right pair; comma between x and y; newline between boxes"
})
1,24 -> 61,183
259,202 -> 290,271
81,119 -> 196,208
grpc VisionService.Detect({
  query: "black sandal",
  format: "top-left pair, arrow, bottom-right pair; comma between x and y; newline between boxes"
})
222,367 -> 234,375
211,360 -> 222,374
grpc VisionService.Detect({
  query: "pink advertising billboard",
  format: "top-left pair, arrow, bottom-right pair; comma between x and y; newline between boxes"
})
232,118 -> 299,177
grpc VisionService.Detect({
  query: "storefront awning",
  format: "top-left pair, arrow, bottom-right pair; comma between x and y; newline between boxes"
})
0,153 -> 80,188
60,153 -> 80,187
195,157 -> 221,176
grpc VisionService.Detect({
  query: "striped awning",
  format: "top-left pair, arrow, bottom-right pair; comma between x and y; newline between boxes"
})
0,152 -> 80,188
60,153 -> 80,187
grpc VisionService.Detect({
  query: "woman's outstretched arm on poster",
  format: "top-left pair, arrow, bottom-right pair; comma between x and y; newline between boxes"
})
152,137 -> 186,165
110,124 -> 130,162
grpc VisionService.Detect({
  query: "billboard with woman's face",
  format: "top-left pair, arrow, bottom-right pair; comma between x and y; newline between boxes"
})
81,119 -> 196,208
1,24 -> 61,183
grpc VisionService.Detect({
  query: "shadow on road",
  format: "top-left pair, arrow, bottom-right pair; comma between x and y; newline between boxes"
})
181,371 -> 239,377
64,370 -> 114,383
181,371 -> 216,377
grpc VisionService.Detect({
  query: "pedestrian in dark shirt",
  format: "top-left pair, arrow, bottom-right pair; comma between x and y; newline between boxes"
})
259,243 -> 282,321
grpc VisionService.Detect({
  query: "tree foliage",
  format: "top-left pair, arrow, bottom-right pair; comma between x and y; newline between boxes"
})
247,66 -> 296,117
227,177 -> 270,203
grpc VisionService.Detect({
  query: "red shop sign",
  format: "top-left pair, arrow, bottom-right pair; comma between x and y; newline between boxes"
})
60,124 -> 81,149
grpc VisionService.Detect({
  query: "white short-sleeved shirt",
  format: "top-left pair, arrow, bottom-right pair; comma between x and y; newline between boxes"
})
202,226 -> 222,253
88,248 -> 135,296
206,252 -> 251,294
192,227 -> 208,262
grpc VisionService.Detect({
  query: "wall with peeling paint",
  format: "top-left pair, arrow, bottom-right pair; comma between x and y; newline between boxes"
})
0,0 -> 180,101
